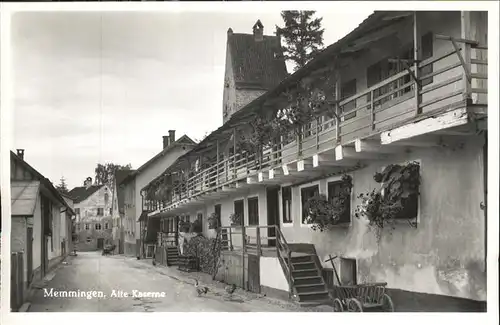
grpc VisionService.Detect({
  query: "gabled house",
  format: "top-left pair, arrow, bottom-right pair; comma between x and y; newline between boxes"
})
10,149 -> 75,305
143,11 -> 487,312
68,177 -> 113,251
130,130 -> 196,258
111,169 -> 135,254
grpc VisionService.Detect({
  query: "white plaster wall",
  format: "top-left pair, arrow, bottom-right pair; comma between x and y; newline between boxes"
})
32,196 -> 42,272
260,256 -> 289,291
280,135 -> 486,301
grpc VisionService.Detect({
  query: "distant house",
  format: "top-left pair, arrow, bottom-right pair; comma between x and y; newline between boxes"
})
68,177 -> 113,251
10,149 -> 75,303
132,130 -> 196,258
222,20 -> 287,123
111,169 -> 135,254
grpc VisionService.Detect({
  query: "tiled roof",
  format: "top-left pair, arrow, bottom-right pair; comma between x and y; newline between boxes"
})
228,33 -> 287,90
68,185 -> 103,204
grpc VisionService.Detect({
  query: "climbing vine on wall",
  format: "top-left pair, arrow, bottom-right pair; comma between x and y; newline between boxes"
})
238,64 -> 340,151
355,161 -> 421,242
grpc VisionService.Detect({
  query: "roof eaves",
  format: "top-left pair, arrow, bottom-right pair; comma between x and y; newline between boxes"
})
10,151 -> 75,214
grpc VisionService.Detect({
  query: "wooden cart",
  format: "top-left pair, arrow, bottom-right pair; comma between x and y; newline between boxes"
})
325,255 -> 395,312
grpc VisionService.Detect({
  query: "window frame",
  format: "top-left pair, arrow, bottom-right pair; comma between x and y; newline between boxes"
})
97,208 -> 104,216
233,199 -> 245,225
326,175 -> 353,225
299,181 -> 321,227
95,223 -> 102,230
247,196 -> 259,226
380,159 -> 421,225
281,186 -> 293,226
85,223 -> 90,230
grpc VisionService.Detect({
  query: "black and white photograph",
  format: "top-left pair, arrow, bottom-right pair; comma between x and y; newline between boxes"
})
0,1 -> 498,320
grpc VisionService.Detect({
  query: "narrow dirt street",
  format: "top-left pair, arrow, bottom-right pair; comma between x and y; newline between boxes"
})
28,252 -> 312,312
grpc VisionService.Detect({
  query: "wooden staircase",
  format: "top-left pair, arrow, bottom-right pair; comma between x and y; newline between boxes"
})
165,246 -> 180,266
287,254 -> 331,305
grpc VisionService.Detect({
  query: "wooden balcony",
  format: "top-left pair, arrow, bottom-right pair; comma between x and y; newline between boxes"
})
147,43 -> 487,218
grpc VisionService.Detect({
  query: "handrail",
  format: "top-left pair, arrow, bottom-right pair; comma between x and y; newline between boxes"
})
146,47 -> 486,212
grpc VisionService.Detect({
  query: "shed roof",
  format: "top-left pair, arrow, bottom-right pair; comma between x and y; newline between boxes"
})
11,181 -> 41,216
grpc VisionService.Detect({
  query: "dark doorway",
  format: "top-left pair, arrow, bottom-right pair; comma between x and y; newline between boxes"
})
27,226 -> 33,285
97,238 -> 104,249
266,186 -> 280,247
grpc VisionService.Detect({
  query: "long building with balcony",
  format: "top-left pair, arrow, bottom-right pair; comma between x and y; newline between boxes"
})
143,11 -> 487,311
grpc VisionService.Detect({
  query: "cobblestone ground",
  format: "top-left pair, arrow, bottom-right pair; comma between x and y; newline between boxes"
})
28,252 -> 331,312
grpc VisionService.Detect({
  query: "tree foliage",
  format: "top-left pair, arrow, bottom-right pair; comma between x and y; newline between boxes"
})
56,176 -> 69,194
276,10 -> 325,71
94,163 -> 132,186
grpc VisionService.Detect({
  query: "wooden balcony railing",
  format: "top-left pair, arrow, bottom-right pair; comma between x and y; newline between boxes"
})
147,44 -> 487,213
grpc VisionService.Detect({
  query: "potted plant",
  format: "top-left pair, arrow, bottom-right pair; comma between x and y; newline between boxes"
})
208,212 -> 220,229
229,212 -> 242,226
303,194 -> 336,232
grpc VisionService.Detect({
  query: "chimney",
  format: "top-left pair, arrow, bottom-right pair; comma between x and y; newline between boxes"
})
227,28 -> 233,36
163,136 -> 170,149
168,130 -> 176,144
84,177 -> 92,189
16,149 -> 25,160
253,19 -> 264,42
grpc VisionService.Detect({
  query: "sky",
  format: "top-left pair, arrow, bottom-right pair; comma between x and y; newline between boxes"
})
11,9 -> 373,190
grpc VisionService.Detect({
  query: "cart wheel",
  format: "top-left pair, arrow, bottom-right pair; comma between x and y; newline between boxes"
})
333,299 -> 344,312
347,298 -> 363,312
381,294 -> 394,312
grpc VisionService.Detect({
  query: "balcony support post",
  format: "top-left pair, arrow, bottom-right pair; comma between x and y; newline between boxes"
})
413,11 -> 422,116
460,11 -> 472,101
216,140 -> 220,186
232,128 -> 237,180
315,117 -> 320,149
334,73 -> 341,143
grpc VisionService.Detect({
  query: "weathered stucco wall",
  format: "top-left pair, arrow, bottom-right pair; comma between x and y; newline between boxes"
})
123,178 -> 137,248
32,196 -> 42,274
281,135 -> 486,301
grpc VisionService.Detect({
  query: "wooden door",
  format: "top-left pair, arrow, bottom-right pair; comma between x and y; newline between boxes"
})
97,238 -> 104,249
26,227 -> 33,285
247,254 -> 260,293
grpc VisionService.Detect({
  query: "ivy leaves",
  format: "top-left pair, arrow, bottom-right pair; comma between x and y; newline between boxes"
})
355,161 -> 421,242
